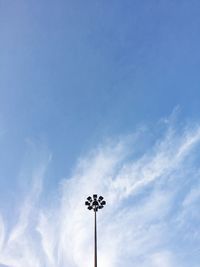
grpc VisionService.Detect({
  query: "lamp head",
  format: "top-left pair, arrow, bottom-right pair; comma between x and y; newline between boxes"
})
85,194 -> 106,212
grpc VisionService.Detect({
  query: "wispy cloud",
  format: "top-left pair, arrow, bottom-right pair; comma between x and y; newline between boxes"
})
0,120 -> 200,267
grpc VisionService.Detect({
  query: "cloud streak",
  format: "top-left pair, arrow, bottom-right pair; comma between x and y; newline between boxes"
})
0,121 -> 200,267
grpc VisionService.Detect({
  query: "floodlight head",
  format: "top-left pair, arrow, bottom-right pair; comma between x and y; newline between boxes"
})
85,194 -> 106,212
87,196 -> 92,202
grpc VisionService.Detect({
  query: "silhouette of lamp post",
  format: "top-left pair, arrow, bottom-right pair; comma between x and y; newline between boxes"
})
85,194 -> 106,267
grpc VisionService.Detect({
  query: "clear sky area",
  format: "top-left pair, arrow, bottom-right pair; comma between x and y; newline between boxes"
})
0,1 -> 200,267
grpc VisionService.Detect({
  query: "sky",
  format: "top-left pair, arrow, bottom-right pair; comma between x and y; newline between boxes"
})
0,0 -> 200,266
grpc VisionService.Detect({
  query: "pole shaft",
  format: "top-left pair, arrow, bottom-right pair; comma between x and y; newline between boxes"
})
94,210 -> 97,267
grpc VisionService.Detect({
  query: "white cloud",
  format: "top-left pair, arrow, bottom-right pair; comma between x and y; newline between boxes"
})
0,121 -> 200,267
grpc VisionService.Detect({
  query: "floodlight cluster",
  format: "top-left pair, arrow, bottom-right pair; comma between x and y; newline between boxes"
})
85,194 -> 106,212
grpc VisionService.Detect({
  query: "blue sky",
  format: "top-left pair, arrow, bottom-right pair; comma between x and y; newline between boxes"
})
0,1 -> 200,266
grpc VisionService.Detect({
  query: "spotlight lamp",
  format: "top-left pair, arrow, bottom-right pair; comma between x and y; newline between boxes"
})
85,194 -> 106,212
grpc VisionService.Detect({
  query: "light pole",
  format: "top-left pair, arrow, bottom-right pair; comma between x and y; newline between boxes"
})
85,194 -> 106,267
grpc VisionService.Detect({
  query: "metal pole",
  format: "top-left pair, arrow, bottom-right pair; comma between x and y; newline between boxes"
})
85,195 -> 106,267
94,210 -> 97,267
